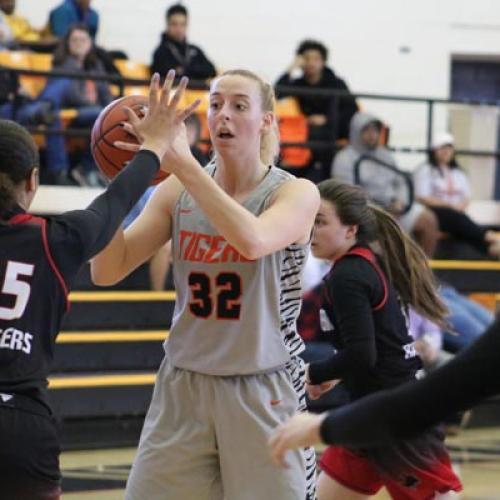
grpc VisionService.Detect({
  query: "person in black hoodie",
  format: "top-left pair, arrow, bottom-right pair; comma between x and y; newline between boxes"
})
276,40 -> 358,181
151,4 -> 216,82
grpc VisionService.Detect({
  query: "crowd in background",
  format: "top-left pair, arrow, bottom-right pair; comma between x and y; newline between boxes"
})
0,0 -> 498,394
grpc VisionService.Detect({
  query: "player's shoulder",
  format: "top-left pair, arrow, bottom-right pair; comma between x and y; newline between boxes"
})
270,167 -> 319,201
330,253 -> 379,286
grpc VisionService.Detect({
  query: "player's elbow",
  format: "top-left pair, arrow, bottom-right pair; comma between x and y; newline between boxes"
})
238,236 -> 267,261
90,263 -> 123,287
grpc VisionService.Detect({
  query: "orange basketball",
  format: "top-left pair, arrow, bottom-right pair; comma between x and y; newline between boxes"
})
91,95 -> 168,185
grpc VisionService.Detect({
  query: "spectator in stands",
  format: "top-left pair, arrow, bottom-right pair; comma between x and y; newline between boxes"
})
276,39 -> 358,181
0,68 -> 71,184
49,0 -> 99,40
0,0 -> 45,42
440,283 -> 494,353
38,24 -> 112,186
151,4 -> 216,81
332,111 -> 439,257
414,132 -> 500,258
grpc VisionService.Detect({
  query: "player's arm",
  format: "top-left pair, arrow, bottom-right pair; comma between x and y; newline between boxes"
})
46,149 -> 161,285
175,162 -> 320,259
90,175 -> 184,285
47,71 -> 199,285
270,315 -> 500,467
307,261 -> 378,385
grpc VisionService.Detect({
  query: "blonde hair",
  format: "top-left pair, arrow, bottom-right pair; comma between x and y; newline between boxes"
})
213,69 -> 280,165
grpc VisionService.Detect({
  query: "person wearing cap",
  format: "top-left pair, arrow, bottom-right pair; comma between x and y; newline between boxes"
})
415,133 -> 470,211
414,132 -> 500,258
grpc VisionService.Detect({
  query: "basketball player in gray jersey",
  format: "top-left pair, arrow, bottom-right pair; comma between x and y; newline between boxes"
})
92,69 -> 319,500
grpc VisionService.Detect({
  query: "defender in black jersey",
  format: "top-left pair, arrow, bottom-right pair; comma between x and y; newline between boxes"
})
271,315 -> 500,454
0,72 -> 198,498
271,180 -> 461,499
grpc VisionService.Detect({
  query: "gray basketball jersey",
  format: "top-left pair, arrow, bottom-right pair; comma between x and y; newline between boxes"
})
166,165 -> 308,375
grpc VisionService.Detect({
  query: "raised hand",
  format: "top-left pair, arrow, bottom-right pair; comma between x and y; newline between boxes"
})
115,70 -> 201,163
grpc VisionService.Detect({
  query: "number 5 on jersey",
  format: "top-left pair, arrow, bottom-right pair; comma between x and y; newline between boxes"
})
0,261 -> 35,321
188,272 -> 242,320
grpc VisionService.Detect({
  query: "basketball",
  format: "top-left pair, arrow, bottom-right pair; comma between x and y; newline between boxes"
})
91,95 -> 168,185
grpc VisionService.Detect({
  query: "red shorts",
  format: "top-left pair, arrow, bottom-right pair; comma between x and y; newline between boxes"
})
320,446 -> 462,500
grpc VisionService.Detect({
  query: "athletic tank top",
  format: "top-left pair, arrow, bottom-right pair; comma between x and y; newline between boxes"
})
166,165 -> 308,375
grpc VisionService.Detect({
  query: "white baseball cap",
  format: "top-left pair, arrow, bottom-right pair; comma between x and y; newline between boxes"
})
432,132 -> 454,149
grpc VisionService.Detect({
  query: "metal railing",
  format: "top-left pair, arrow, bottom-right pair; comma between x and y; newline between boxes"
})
2,65 -> 500,159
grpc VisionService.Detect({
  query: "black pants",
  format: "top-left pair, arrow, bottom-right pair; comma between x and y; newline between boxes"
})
0,395 -> 61,499
431,206 -> 488,254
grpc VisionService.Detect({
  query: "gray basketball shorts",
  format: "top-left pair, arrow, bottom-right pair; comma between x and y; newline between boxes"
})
125,356 -> 316,500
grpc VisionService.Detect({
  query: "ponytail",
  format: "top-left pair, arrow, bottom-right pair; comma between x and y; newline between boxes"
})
369,204 -> 448,327
260,119 -> 280,166
0,120 -> 39,212
318,179 -> 448,327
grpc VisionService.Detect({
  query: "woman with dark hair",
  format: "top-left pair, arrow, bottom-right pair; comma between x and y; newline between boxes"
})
271,180 -> 461,498
0,72 -> 198,498
414,132 -> 500,258
38,23 -> 113,185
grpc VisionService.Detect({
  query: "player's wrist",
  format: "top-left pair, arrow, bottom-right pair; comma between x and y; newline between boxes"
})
140,142 -> 165,163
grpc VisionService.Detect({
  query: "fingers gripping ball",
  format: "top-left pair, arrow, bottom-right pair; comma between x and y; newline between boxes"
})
91,95 -> 168,185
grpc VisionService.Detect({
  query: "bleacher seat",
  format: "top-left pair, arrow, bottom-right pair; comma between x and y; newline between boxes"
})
114,59 -> 150,97
27,52 -> 53,97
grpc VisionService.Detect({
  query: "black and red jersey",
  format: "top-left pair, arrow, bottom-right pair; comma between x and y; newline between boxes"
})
0,213 -> 68,406
308,244 -> 422,399
0,150 -> 160,408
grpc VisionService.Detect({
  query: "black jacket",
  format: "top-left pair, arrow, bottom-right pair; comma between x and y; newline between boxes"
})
151,33 -> 216,81
275,67 -> 358,140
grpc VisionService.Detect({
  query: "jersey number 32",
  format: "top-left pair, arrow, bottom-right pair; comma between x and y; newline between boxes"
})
188,272 -> 242,320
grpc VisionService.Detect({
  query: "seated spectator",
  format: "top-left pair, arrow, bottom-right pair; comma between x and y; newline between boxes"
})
38,24 -> 113,186
49,0 -> 98,40
151,4 -> 216,81
331,111 -> 439,257
0,68 -> 70,184
0,0 -> 55,45
276,39 -> 358,181
440,283 -> 494,353
414,132 -> 500,258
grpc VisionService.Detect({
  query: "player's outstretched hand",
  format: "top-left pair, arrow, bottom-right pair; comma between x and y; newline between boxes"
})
268,412 -> 325,468
115,70 -> 200,162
